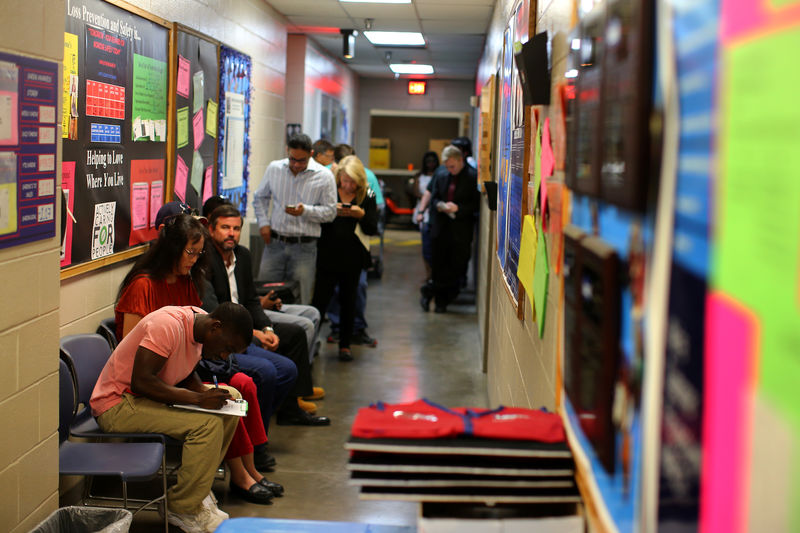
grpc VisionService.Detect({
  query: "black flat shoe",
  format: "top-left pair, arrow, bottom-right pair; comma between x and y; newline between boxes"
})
258,477 -> 284,497
230,481 -> 273,505
338,348 -> 353,362
253,448 -> 276,471
420,295 -> 431,312
276,409 -> 332,426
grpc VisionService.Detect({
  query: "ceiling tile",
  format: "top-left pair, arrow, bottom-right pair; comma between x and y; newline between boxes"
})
421,19 -> 489,33
416,4 -> 492,19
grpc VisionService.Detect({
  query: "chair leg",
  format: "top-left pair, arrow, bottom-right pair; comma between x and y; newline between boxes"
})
122,481 -> 128,510
161,454 -> 169,533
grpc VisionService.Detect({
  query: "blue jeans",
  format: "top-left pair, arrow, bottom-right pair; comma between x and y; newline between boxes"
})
259,240 -> 317,305
234,344 -> 297,433
327,269 -> 368,333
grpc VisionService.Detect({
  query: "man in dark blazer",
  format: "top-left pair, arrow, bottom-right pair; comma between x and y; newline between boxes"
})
421,145 -> 480,313
202,203 -> 330,426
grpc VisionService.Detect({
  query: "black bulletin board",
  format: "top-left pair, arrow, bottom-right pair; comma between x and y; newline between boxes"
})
171,25 -> 219,211
62,0 -> 171,273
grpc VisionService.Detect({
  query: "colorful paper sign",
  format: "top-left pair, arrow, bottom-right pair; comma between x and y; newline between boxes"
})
190,151 -> 203,193
192,109 -> 204,151
177,55 -> 190,98
175,155 -> 188,202
533,217 -> 549,338
206,100 -> 218,138
202,165 -> 213,203
517,214 -> 537,317
177,106 -> 188,148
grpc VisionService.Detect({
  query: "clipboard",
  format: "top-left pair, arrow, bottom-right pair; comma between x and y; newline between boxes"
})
172,399 -> 248,417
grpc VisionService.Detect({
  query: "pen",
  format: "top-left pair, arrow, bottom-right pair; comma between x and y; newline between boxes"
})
213,375 -> 218,388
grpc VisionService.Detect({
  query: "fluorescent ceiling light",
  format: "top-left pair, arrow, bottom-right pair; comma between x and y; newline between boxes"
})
389,63 -> 434,75
341,0 -> 411,3
365,31 -> 425,46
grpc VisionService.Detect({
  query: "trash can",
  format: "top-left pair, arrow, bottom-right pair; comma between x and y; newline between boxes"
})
30,506 -> 132,533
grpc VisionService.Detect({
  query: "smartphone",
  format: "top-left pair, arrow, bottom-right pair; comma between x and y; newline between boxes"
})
341,203 -> 352,208
285,204 -> 296,209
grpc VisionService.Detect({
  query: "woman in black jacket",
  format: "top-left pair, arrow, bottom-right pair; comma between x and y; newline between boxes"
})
312,155 -> 379,361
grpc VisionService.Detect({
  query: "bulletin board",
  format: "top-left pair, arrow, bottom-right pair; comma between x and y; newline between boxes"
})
0,52 -> 59,251
496,0 -> 530,312
61,0 -> 171,273
217,45 -> 252,214
171,25 -> 220,211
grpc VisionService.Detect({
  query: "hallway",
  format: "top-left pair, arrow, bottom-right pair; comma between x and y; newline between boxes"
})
135,228 -> 488,530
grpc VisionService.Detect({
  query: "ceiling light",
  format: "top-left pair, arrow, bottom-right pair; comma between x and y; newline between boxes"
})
341,29 -> 357,59
365,31 -> 425,46
389,63 -> 434,75
340,0 -> 411,4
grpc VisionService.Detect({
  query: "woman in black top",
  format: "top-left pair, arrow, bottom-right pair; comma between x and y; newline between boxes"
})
312,155 -> 379,361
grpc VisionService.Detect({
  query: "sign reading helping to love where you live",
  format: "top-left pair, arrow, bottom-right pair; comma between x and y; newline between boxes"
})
62,0 -> 169,268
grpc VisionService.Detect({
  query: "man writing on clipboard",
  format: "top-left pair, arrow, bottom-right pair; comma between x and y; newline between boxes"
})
90,302 -> 253,533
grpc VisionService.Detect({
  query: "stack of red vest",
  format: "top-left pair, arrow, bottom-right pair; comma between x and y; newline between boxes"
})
351,399 -> 566,442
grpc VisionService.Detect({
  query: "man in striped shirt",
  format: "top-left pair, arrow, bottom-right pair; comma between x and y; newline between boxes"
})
253,133 -> 337,304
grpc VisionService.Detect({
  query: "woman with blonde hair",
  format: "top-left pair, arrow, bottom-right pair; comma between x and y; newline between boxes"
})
311,155 -> 379,361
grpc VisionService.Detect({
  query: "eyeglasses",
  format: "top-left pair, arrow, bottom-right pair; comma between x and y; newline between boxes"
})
289,156 -> 309,164
184,248 -> 206,257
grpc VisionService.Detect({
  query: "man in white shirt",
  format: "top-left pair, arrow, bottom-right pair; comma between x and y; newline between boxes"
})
253,133 -> 336,304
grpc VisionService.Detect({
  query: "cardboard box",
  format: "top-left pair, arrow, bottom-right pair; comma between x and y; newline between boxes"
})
429,139 -> 451,159
369,138 -> 391,169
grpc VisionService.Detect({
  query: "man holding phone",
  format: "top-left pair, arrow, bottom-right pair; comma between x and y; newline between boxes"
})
253,133 -> 337,304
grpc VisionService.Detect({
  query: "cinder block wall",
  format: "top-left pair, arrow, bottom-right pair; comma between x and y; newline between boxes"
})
0,2 -> 65,531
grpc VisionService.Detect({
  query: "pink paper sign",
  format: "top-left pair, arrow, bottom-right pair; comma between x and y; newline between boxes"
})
60,161 -> 76,267
193,109 -> 204,151
700,291 -> 759,533
541,117 -> 555,178
150,180 -> 163,228
177,55 -> 190,98
131,182 -> 149,230
175,155 -> 188,202
203,165 -> 213,203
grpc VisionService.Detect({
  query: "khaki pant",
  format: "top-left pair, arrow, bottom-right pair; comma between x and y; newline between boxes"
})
97,392 -> 238,514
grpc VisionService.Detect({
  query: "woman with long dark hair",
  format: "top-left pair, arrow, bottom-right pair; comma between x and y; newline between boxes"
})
115,211 -> 279,506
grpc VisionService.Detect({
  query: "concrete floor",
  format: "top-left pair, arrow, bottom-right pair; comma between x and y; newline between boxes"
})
129,228 -> 488,531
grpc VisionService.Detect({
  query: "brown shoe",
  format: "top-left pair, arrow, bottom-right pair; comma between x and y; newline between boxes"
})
302,386 -> 326,401
297,397 -> 317,414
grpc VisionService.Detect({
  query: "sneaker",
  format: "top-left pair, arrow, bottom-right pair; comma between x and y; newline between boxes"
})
351,330 -> 378,347
297,397 -> 317,414
167,504 -> 224,533
302,386 -> 326,401
202,492 -> 229,522
326,330 -> 340,343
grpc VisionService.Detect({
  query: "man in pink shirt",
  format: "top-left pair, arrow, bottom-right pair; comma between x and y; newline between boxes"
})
91,302 -> 253,533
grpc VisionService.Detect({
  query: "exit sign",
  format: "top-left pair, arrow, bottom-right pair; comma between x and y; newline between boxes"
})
408,80 -> 427,95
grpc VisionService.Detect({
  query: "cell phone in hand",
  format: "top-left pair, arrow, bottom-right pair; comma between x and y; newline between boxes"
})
341,203 -> 352,208
286,204 -> 296,209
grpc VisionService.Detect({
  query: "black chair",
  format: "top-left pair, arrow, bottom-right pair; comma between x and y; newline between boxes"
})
96,317 -> 118,350
59,359 -> 168,531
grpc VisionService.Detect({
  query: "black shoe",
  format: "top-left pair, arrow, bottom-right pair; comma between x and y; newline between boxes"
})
230,481 -> 273,505
258,478 -> 284,497
338,348 -> 354,362
326,329 -> 340,343
276,408 -> 331,426
253,448 -> 276,471
351,330 -> 377,347
420,295 -> 431,312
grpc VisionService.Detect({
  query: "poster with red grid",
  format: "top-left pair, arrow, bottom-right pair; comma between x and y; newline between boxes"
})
85,79 -> 124,119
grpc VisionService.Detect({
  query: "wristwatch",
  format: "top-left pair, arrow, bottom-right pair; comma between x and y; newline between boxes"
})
263,326 -> 274,334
